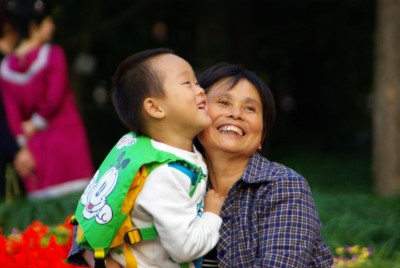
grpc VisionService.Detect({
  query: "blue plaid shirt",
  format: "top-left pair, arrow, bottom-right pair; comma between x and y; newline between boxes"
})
214,152 -> 333,267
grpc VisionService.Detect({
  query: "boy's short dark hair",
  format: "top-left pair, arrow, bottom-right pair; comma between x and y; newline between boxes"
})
111,47 -> 175,134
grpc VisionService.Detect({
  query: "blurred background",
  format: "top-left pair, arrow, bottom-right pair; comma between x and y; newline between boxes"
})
53,0 -> 374,164
2,0 -> 400,266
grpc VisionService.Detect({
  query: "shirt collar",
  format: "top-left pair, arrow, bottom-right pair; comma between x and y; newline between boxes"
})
240,152 -> 278,184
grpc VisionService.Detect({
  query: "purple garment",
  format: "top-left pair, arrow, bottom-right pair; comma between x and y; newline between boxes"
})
0,44 -> 93,195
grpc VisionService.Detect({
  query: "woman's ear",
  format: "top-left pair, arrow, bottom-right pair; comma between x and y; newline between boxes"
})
143,97 -> 165,119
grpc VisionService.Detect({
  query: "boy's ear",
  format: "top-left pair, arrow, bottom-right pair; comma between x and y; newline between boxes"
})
143,97 -> 165,119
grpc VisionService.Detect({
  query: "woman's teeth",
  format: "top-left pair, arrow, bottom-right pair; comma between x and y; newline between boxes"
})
218,125 -> 244,136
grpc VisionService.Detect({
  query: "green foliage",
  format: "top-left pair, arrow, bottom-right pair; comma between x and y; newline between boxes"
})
0,192 -> 81,235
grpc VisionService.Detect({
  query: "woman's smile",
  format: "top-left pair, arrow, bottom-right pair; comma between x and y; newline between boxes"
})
217,124 -> 244,136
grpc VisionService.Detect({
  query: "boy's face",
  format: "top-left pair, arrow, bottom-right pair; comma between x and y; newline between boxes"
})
151,54 -> 211,137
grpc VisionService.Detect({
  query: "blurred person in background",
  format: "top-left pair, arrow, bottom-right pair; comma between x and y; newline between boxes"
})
0,0 -> 93,200
0,0 -> 35,199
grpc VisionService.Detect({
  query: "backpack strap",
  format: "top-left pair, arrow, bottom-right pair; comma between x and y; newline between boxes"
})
94,249 -> 106,268
121,160 -> 205,268
123,225 -> 158,244
122,159 -> 204,244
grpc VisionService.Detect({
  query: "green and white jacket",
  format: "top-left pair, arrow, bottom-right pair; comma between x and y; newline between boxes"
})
100,133 -> 222,267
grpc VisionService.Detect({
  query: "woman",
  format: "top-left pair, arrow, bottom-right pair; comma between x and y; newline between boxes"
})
0,0 -> 93,199
197,63 -> 333,267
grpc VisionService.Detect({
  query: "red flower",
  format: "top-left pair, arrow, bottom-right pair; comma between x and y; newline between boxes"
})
0,215 -> 86,268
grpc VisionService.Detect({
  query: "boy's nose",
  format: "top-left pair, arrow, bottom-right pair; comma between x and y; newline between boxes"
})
195,84 -> 206,96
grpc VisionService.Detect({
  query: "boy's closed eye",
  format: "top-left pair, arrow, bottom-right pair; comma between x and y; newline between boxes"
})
217,99 -> 229,106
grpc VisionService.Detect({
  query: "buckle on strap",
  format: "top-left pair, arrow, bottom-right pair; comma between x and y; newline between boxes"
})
93,248 -> 106,268
69,215 -> 78,225
124,228 -> 142,245
124,225 -> 159,245
94,248 -> 106,259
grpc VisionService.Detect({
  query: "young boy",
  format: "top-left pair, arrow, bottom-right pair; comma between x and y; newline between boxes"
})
69,48 -> 225,268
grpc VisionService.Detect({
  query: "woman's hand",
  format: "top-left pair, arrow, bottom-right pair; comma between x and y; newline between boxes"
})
14,148 -> 36,177
204,189 -> 226,216
22,120 -> 36,139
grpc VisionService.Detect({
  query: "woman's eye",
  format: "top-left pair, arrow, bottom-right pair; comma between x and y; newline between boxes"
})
245,106 -> 256,112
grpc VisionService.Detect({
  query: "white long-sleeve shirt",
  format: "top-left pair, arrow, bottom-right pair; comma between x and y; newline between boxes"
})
110,139 -> 222,267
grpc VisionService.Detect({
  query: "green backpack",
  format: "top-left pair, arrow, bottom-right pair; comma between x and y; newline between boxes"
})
70,132 -> 205,268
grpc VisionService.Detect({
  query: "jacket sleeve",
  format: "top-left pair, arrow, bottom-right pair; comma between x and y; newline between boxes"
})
135,164 -> 222,263
35,45 -> 70,120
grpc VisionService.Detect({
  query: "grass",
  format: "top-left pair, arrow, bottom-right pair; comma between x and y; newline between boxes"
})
275,148 -> 400,266
1,148 -> 400,266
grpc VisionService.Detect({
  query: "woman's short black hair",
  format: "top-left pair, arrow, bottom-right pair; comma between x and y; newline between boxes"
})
7,0 -> 52,38
111,47 -> 175,134
197,62 -> 276,155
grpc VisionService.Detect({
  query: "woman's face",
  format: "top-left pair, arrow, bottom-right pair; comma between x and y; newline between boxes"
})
36,16 -> 55,42
198,78 -> 263,157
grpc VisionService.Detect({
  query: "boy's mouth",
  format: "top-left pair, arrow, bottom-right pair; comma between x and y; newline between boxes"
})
197,100 -> 207,109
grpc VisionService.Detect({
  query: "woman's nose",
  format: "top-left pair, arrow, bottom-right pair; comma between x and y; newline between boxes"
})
227,106 -> 242,119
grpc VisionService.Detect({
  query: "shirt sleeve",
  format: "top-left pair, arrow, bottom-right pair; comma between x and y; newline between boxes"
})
134,164 -> 222,263
35,45 -> 69,120
255,175 -> 332,267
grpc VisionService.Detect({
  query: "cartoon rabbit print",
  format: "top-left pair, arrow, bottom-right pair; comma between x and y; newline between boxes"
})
81,152 -> 130,224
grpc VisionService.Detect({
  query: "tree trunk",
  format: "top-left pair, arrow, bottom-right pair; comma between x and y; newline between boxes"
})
373,0 -> 400,195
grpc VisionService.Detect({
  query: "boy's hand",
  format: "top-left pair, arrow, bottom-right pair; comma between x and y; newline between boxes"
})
204,189 -> 225,216
106,256 -> 122,268
82,250 -> 95,267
